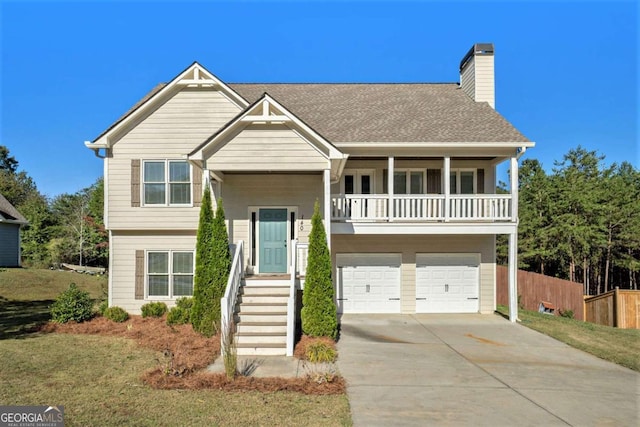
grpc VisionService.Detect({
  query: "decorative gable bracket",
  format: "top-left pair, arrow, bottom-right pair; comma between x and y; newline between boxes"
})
239,99 -> 292,123
176,66 -> 218,87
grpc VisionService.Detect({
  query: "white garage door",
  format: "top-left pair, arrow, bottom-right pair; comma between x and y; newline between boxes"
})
336,253 -> 401,313
416,253 -> 480,313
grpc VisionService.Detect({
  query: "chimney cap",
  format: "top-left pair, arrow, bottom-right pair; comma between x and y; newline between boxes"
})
459,43 -> 494,72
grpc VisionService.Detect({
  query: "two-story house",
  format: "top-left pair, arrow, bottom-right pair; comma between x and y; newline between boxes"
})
86,43 -> 533,356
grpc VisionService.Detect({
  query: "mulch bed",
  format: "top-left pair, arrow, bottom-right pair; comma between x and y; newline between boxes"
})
294,335 -> 337,360
42,316 -> 345,395
43,316 -> 217,373
143,369 -> 346,395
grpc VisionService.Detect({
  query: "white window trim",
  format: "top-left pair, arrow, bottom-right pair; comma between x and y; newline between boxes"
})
341,169 -> 376,194
248,206 -> 298,274
142,160 -> 193,207
448,168 -> 477,194
145,250 -> 195,299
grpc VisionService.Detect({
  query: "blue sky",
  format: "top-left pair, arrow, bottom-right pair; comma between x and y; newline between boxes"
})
1,1 -> 637,198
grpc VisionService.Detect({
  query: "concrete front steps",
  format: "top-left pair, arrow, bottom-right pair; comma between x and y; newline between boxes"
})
235,279 -> 290,356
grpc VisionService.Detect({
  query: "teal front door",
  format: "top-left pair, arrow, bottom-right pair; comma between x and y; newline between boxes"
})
259,208 -> 288,273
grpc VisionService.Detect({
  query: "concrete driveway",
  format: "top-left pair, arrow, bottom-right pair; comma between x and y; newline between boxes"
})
337,314 -> 639,426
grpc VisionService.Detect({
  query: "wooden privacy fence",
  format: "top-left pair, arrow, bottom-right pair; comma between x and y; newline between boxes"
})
584,288 -> 640,329
496,266 -> 584,321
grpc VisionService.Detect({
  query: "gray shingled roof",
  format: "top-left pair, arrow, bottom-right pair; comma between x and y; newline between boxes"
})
0,193 -> 28,224
96,80 -> 530,144
229,83 -> 530,143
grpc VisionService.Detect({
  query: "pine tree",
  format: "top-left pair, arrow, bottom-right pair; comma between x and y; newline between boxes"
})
301,200 -> 337,339
190,188 -> 223,337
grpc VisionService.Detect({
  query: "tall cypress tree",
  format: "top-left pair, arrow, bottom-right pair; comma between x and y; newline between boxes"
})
211,198 -> 231,328
191,188 -> 225,337
301,200 -> 337,339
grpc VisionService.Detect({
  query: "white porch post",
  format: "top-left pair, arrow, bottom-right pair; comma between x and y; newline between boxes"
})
388,156 -> 394,222
203,168 -> 210,189
510,156 -> 519,222
508,230 -> 518,322
444,156 -> 450,221
204,168 -> 217,209
323,169 -> 331,249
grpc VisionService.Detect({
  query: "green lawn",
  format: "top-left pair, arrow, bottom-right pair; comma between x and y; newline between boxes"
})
0,268 -> 352,426
0,268 -> 106,339
497,305 -> 640,371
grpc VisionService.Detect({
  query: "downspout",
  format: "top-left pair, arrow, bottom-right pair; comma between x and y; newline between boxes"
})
516,146 -> 527,160
84,141 -> 107,159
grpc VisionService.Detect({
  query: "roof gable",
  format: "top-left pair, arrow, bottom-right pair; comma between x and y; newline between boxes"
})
88,62 -> 249,147
189,92 -> 345,162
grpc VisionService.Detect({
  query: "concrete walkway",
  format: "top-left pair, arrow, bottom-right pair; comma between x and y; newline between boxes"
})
208,355 -> 303,378
337,314 -> 639,427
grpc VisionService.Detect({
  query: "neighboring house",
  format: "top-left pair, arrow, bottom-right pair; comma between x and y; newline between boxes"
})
86,43 -> 533,355
0,193 -> 28,267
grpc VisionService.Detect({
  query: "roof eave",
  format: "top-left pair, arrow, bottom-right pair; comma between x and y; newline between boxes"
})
333,141 -> 535,148
0,214 -> 29,225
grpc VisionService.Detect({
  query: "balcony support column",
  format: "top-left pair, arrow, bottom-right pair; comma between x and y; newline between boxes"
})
444,156 -> 450,221
508,230 -> 518,322
323,169 -> 331,250
510,156 -> 519,222
388,156 -> 394,222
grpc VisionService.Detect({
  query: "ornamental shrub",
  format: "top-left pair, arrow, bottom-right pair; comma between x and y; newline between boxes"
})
191,190 -> 231,337
301,201 -> 338,339
98,300 -> 108,316
559,308 -> 575,319
141,302 -> 167,318
167,297 -> 193,325
50,283 -> 94,323
104,306 -> 129,323
306,341 -> 337,363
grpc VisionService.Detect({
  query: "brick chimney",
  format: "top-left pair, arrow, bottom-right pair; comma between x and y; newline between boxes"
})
459,43 -> 495,109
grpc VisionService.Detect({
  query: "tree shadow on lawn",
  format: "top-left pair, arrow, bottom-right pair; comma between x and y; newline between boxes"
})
0,296 -> 54,339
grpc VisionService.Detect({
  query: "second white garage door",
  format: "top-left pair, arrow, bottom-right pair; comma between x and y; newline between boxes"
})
416,253 -> 480,313
336,254 -> 401,313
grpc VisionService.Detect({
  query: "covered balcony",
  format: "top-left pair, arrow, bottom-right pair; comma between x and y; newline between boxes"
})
329,155 -> 519,224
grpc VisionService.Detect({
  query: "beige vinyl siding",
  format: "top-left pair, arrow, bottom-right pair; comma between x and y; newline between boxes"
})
460,54 -> 495,108
108,87 -> 241,230
460,56 -> 476,103
222,174 -> 323,269
110,231 -> 196,314
474,54 -> 495,108
332,234 -> 495,314
206,124 -> 329,171
331,159 -> 496,194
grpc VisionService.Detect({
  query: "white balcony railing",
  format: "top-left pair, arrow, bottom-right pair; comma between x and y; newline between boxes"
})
331,194 -> 512,222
